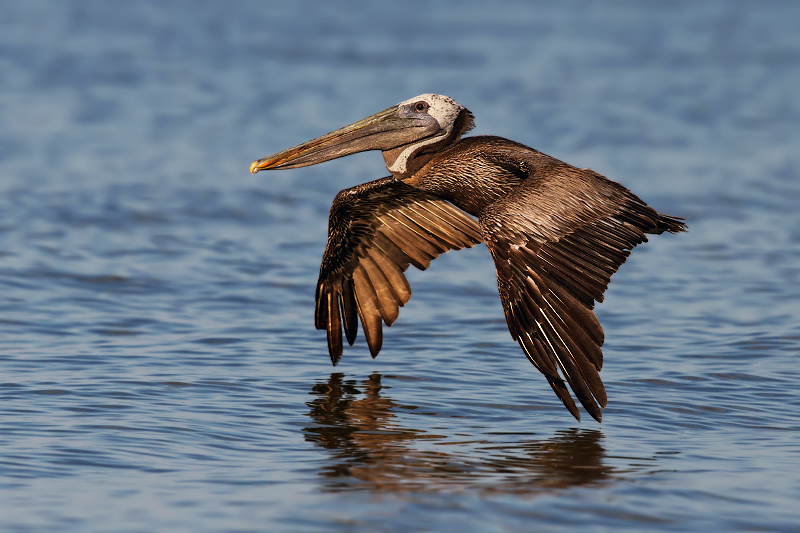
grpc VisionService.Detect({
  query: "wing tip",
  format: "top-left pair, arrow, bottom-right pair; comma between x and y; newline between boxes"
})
649,212 -> 688,235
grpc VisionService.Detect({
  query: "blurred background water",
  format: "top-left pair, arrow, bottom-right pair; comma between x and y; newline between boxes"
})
1,1 -> 799,531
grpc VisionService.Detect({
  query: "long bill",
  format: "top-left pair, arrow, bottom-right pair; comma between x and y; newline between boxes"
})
250,104 -> 438,174
252,105 -> 409,173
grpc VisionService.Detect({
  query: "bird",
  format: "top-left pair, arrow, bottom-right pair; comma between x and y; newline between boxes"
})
251,94 -> 686,422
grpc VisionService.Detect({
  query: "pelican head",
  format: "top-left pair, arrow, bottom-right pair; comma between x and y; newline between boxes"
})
250,94 -> 474,178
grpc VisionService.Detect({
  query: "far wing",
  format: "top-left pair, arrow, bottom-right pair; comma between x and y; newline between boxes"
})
316,176 -> 482,364
480,166 -> 686,422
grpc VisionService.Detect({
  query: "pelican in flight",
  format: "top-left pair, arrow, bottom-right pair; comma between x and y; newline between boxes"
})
251,94 -> 686,422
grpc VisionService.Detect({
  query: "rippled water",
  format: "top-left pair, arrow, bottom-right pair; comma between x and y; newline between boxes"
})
2,1 -> 800,531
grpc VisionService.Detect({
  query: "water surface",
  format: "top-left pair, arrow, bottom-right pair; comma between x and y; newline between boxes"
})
1,1 -> 800,531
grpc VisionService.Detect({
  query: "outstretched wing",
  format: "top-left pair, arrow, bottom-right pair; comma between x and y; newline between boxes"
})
480,166 -> 686,422
316,176 -> 482,364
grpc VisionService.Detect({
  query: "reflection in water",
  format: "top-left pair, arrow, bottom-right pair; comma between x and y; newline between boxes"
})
303,373 -> 619,493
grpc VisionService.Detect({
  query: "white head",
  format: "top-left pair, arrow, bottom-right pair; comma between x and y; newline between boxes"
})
397,94 -> 465,134
386,94 -> 473,175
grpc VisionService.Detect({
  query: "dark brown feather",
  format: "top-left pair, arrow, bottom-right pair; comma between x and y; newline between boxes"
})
315,177 -> 481,363
341,277 -> 358,346
470,139 -> 685,421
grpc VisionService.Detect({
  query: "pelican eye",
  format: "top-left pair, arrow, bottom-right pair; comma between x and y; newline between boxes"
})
414,101 -> 428,112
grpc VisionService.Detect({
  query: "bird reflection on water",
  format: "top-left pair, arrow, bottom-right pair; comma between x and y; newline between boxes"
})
303,373 -> 621,494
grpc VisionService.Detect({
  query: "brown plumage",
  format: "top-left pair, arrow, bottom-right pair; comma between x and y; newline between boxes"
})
252,94 -> 686,422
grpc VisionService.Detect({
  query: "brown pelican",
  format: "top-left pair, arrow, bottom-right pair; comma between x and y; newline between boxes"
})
251,94 -> 686,422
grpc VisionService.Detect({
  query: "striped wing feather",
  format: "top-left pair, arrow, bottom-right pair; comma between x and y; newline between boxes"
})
315,177 -> 482,364
480,167 -> 686,422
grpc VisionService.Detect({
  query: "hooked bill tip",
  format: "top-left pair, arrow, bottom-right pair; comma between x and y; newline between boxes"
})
250,160 -> 262,174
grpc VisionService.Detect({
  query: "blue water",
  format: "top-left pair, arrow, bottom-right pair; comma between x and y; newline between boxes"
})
2,1 -> 800,531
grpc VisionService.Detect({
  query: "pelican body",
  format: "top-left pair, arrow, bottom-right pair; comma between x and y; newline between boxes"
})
252,94 -> 686,422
